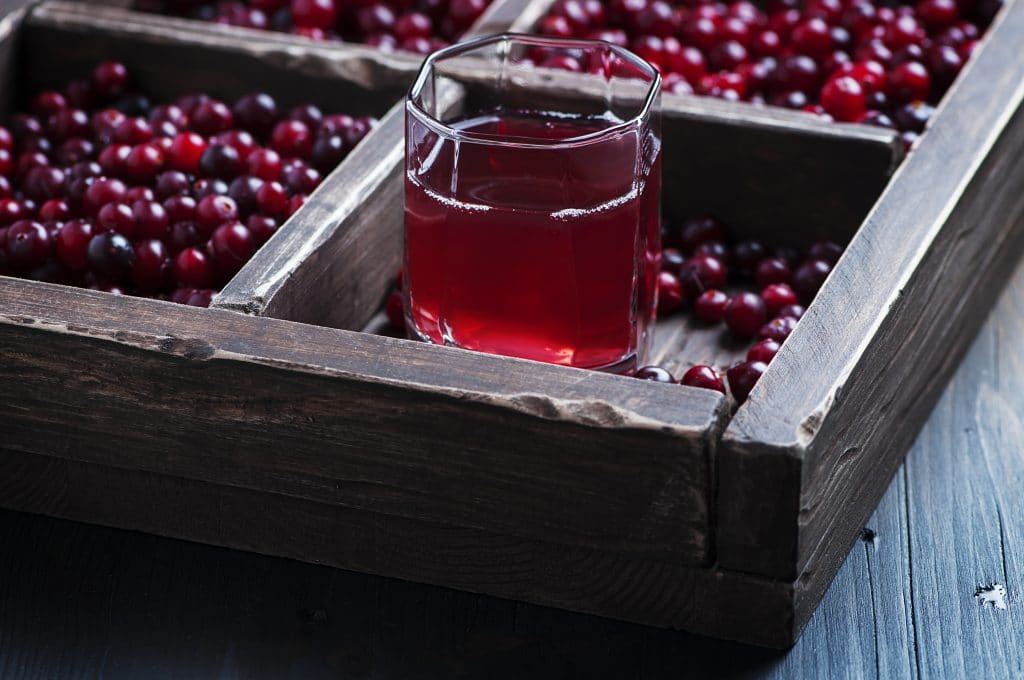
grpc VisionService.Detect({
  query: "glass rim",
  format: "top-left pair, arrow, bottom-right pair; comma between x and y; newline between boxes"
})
406,32 -> 662,150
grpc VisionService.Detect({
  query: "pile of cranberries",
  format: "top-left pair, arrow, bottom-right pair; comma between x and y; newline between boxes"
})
134,0 -> 491,54
0,61 -> 376,306
635,214 -> 842,402
538,0 -> 1001,147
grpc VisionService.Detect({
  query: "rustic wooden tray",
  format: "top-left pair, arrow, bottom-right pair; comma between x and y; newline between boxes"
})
1,0 -> 1023,649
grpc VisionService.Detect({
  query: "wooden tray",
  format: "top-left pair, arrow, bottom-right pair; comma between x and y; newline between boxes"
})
1,0 -> 1022,649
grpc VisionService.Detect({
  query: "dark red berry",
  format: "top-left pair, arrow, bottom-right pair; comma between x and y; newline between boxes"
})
761,283 -> 799,317
174,246 -> 214,287
679,215 -> 726,254
755,257 -> 792,286
133,238 -> 172,292
724,292 -> 767,339
680,365 -> 726,393
759,315 -> 799,341
727,360 -> 767,403
792,258 -> 832,302
199,144 -> 243,180
233,93 -> 279,136
86,231 -> 135,281
747,338 -> 781,363
270,120 -> 314,159
5,220 -> 51,270
657,270 -> 684,314
694,289 -> 729,323
385,289 -> 405,330
209,221 -> 255,277
91,61 -> 130,100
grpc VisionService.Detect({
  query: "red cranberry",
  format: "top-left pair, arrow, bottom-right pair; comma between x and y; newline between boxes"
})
774,55 -> 822,94
761,283 -> 799,317
634,365 -> 674,383
894,101 -> 936,133
246,214 -> 279,244
233,92 -> 279,136
680,365 -> 726,393
790,18 -> 832,57
395,11 -> 433,40
123,143 -> 165,183
86,231 -> 135,281
724,292 -> 767,339
22,166 -> 65,203
196,194 -> 239,231
91,61 -> 130,101
820,76 -> 866,122
0,198 -> 27,226
270,120 -> 314,159
679,215 -> 726,254
247,148 -> 284,181
132,238 -> 171,292
48,108 -> 91,142
55,218 -> 95,270
887,61 -> 932,103
113,118 -> 154,145
193,178 -> 229,200
679,254 -> 728,300
748,338 -> 781,363
97,202 -> 137,237
213,130 -> 258,161
759,315 -> 799,341
807,240 -> 843,264
199,144 -> 243,179
792,258 -> 832,302
256,181 -> 290,216
885,15 -> 926,49
5,220 -> 51,270
98,144 -> 130,176
174,246 -> 214,287
694,289 -> 729,323
732,240 -> 766,278
290,0 -> 337,28
286,194 -> 306,217
449,0 -> 487,30
168,132 -> 207,173
130,200 -> 168,239
755,257 -> 791,286
39,199 -> 70,222
209,221 -> 256,276
657,270 -> 685,314
83,178 -> 127,216
727,360 -> 766,403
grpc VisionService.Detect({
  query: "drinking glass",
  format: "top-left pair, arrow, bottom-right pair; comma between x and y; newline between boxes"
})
404,33 -> 661,373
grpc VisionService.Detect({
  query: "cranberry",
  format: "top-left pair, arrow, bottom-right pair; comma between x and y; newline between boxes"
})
97,202 -> 137,237
55,138 -> 95,166
48,108 -> 91,142
196,194 -> 239,231
86,231 -> 135,281
657,270 -> 684,314
83,178 -> 127,216
233,93 -> 279,136
680,365 -> 726,393
132,200 -> 169,239
199,144 -> 243,179
820,76 -> 866,122
724,292 -> 767,339
91,61 -> 130,101
679,215 -> 726,254
727,360 -> 767,403
929,44 -> 964,89
209,221 -> 255,276
184,289 -> 216,308
888,61 -> 932,103
790,18 -> 832,57
0,127 -> 12,151
755,257 -> 791,286
55,218 -> 95,270
213,130 -> 258,161
5,220 -> 51,270
449,0 -> 487,30
270,120 -> 314,159
39,199 -> 70,222
774,55 -> 821,94
748,338 -> 781,363
760,283 -> 799,317
885,15 -> 926,49
167,132 -> 208,173
310,135 -> 347,173
793,258 -> 832,302
247,214 -> 279,244
123,143 -> 165,183
133,239 -> 172,292
193,178 -> 229,200
694,289 -> 729,323
113,117 -> 154,145
291,0 -> 337,28
732,240 -> 766,278
395,11 -> 433,40
759,315 -> 799,341
807,240 -> 843,264
679,254 -> 728,300
894,101 -> 936,133
256,181 -> 290,216
22,166 -> 65,203
174,246 -> 214,287
168,221 -> 203,253
247,148 -> 284,180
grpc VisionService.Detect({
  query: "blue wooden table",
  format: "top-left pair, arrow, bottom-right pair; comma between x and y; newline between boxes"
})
1,262 -> 1022,679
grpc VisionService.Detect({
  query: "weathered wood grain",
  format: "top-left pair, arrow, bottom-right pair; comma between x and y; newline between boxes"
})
0,449 -> 796,648
0,278 -> 725,565
719,0 -> 1024,583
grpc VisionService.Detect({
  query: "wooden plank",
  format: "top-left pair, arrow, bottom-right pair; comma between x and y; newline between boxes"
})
0,449 -> 795,648
718,0 -> 1024,580
0,278 -> 725,566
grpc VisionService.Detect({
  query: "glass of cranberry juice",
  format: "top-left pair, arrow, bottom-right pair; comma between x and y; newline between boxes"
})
404,34 -> 661,373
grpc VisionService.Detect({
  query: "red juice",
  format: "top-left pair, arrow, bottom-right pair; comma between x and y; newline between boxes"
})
404,108 -> 661,371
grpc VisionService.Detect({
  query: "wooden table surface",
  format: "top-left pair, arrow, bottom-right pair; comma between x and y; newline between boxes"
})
2,259 -> 1023,679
